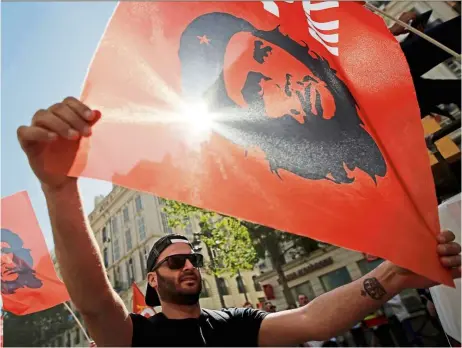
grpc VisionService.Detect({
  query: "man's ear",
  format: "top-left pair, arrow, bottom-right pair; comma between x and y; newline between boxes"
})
147,272 -> 158,288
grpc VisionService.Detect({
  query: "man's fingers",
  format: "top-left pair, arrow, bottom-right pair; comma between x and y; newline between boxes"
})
63,96 -> 94,122
451,267 -> 461,279
441,255 -> 461,268
437,230 -> 455,243
50,103 -> 91,137
33,109 -> 79,140
17,126 -> 57,149
437,242 -> 462,256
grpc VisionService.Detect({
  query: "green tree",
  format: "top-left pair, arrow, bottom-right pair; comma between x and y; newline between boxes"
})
163,200 -> 320,307
3,304 -> 76,347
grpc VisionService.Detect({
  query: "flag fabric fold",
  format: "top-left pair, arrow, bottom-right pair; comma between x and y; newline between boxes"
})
132,283 -> 155,317
1,191 -> 70,315
45,1 -> 448,284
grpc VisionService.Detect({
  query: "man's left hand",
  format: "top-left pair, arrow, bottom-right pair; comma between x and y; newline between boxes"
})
390,230 -> 461,289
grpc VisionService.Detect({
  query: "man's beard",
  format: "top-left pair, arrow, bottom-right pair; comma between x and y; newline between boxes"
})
156,271 -> 202,306
213,72 -> 387,184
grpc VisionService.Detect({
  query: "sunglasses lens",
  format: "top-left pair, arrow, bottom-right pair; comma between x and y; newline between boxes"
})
192,254 -> 204,268
167,255 -> 187,269
166,254 -> 204,270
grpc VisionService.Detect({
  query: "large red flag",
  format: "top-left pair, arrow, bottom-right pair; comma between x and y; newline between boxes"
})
1,192 -> 70,315
46,1 -> 449,284
132,283 -> 155,317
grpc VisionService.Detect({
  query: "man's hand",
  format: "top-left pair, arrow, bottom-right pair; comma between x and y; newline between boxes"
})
390,11 -> 417,36
389,230 -> 461,289
17,97 -> 100,191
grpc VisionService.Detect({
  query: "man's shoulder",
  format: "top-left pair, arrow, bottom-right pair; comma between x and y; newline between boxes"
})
204,307 -> 268,321
130,312 -> 166,326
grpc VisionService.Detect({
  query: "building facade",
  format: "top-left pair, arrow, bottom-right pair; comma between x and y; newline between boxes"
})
255,245 -> 384,310
47,186 -> 264,347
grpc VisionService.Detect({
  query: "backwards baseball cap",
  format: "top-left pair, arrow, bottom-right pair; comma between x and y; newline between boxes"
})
145,234 -> 194,307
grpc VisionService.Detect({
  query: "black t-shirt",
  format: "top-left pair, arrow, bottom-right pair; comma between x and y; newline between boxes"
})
130,307 -> 268,347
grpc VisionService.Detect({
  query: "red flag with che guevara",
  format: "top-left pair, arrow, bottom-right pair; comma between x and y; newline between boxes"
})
45,2 -> 449,284
1,192 -> 70,315
132,283 -> 155,317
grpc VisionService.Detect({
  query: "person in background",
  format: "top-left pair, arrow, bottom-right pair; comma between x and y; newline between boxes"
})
389,11 -> 461,118
298,294 -> 310,307
387,294 -> 424,346
243,302 -> 254,309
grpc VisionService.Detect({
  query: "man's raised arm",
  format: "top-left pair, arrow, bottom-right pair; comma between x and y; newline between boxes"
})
259,232 -> 461,347
17,97 -> 133,347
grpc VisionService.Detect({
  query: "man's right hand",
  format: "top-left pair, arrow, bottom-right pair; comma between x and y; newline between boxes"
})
17,97 -> 100,191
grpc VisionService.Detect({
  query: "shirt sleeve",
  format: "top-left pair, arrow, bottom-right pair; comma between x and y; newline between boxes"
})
225,307 -> 269,346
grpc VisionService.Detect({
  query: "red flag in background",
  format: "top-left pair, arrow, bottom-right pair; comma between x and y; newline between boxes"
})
132,283 -> 155,317
0,312 -> 3,348
1,192 -> 70,315
46,2 -> 448,284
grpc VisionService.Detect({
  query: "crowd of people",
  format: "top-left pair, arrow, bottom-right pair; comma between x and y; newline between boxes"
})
245,289 -> 453,347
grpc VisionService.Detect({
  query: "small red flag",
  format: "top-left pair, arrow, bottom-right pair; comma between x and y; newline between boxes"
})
0,312 -> 3,348
45,2 -> 449,284
132,283 -> 155,317
1,191 -> 70,315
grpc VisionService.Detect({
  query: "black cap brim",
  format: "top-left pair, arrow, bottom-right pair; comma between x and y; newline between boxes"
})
145,283 -> 161,307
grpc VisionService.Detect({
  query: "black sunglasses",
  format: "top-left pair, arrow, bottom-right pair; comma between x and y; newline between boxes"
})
151,253 -> 204,272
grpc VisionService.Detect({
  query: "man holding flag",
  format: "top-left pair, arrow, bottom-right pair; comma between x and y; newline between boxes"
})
16,97 -> 461,346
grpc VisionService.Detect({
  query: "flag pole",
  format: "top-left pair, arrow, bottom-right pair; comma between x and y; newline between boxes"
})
364,3 -> 461,60
63,302 -> 92,344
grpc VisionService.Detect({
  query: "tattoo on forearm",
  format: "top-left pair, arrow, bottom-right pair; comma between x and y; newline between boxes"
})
361,278 -> 387,300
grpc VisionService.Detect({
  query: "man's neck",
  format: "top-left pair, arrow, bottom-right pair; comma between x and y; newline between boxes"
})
161,302 -> 201,319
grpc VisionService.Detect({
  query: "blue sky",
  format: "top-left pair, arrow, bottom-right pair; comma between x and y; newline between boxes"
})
2,2 -> 118,249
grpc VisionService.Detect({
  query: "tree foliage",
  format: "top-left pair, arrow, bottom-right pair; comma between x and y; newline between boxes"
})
163,200 -> 258,276
3,304 -> 75,347
163,200 -> 321,306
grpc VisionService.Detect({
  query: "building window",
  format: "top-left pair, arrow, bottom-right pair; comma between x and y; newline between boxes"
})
128,258 -> 136,284
319,267 -> 352,292
115,265 -> 121,283
103,247 -> 109,268
290,280 -> 315,302
357,258 -> 384,276
161,212 -> 173,234
200,280 -> 210,298
137,216 -> 147,241
123,207 -> 130,223
236,275 -> 246,293
111,216 -> 120,238
144,245 -> 150,264
74,329 -> 80,345
252,275 -> 262,291
156,196 -> 164,206
125,229 -> 133,251
139,250 -> 147,278
217,277 -> 229,296
113,239 -> 121,261
102,226 -> 108,243
135,196 -> 143,212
